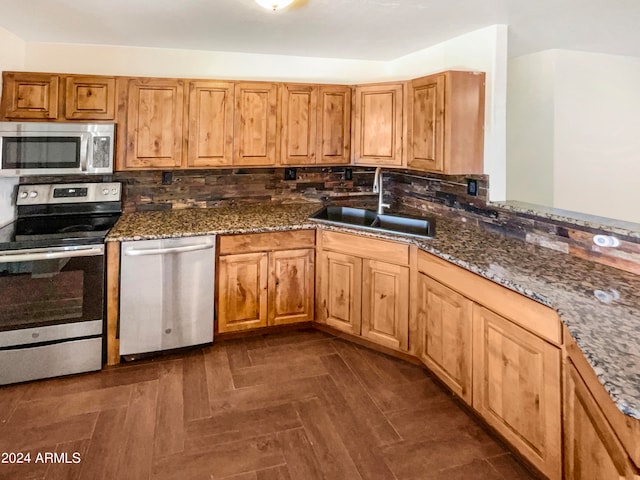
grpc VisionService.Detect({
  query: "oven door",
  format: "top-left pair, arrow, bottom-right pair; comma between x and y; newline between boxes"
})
0,244 -> 105,331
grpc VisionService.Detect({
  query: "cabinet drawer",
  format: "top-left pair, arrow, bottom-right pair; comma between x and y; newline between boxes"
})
219,230 -> 315,255
320,230 -> 409,265
418,250 -> 561,345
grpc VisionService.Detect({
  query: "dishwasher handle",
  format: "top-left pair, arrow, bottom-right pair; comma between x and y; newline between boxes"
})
124,241 -> 214,257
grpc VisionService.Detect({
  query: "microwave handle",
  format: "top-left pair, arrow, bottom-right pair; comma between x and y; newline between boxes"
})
81,135 -> 90,172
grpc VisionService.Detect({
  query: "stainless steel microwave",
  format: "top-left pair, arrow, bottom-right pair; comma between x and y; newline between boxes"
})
0,122 -> 114,176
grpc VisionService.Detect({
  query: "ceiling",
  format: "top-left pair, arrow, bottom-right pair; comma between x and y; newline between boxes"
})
0,0 -> 639,61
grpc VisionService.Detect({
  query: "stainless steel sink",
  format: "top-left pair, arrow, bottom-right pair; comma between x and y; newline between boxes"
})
310,206 -> 435,239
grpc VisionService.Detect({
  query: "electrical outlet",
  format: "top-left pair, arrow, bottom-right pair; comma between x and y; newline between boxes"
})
284,168 -> 297,181
467,178 -> 478,196
344,168 -> 353,181
161,171 -> 172,185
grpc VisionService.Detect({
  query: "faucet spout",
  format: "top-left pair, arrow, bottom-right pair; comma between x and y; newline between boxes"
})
373,167 -> 390,215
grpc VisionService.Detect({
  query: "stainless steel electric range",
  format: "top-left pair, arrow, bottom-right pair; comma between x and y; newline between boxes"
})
0,182 -> 122,385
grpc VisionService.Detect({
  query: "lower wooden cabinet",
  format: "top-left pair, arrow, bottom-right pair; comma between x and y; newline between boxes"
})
218,252 -> 269,332
217,231 -> 315,333
317,231 -> 409,350
564,360 -> 638,480
472,304 -> 562,480
417,273 -> 473,404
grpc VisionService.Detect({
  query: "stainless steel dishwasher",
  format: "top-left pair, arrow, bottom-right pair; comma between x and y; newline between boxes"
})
119,235 -> 215,357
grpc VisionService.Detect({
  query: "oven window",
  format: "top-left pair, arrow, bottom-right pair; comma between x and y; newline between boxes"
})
2,137 -> 81,169
0,254 -> 103,331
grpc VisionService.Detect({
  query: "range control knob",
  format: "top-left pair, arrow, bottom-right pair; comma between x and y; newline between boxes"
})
19,191 -> 28,199
102,188 -> 110,195
29,191 -> 38,198
111,188 -> 118,195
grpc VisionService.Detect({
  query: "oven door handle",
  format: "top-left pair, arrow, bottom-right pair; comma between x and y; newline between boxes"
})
0,247 -> 104,264
124,241 -> 214,257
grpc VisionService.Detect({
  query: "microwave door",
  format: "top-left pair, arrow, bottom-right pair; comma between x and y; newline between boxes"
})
0,132 -> 82,176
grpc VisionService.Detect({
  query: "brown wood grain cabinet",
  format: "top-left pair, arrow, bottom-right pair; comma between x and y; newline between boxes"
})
407,71 -> 485,174
317,85 -> 351,164
233,82 -> 278,166
472,304 -> 562,480
64,76 -> 116,120
186,81 -> 234,167
217,231 -> 315,333
353,83 -> 404,166
416,273 -> 473,404
564,360 -> 638,480
317,230 -> 409,350
124,78 -> 185,169
1,72 -> 59,120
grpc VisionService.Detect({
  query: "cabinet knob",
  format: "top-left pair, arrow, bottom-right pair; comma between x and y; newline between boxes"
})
165,328 -> 172,334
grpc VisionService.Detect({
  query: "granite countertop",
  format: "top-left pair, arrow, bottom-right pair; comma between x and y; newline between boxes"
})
107,203 -> 640,420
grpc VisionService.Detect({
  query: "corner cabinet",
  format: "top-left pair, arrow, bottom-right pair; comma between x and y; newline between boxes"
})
417,273 -> 473,404
317,230 -> 409,351
353,83 -> 404,166
1,71 -> 116,121
407,71 -> 485,174
217,231 -> 315,333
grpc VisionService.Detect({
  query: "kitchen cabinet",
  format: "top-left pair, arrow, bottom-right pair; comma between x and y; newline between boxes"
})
281,83 -> 352,165
353,83 -> 404,166
318,230 -> 409,350
233,82 -> 278,166
407,71 -> 485,174
217,230 -> 315,333
64,75 -> 116,120
417,273 -> 473,404
186,81 -> 234,167
1,72 -> 116,121
472,305 -> 562,480
564,359 -> 638,480
123,78 -> 185,169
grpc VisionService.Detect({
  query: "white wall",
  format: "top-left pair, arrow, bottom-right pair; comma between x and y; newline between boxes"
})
0,27 -> 25,226
507,49 -> 640,223
506,50 -> 555,205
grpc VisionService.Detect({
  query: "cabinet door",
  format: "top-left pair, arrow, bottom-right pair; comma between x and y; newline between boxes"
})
1,72 -> 59,120
233,82 -> 278,166
218,253 -> 268,333
473,305 -> 562,480
361,259 -> 409,350
418,273 -> 472,404
319,250 -> 362,335
269,249 -> 314,325
353,84 -> 403,166
407,74 -> 445,172
125,78 -> 184,169
186,81 -> 234,167
317,85 -> 351,164
281,84 -> 317,165
564,361 -> 637,480
64,76 -> 116,120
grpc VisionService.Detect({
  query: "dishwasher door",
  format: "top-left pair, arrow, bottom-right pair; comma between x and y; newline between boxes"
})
119,235 -> 215,356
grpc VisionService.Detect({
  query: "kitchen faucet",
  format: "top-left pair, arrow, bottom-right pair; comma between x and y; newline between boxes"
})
372,167 -> 391,215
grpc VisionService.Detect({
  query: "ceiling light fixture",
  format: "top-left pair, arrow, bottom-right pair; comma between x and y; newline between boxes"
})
255,0 -> 294,11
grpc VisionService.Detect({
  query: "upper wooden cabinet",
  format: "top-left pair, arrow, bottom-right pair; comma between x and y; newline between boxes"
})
64,76 -> 116,120
233,82 -> 278,166
281,84 -> 352,165
123,78 -> 185,169
353,83 -> 404,166
407,71 -> 485,174
1,72 -> 116,121
1,72 -> 59,120
186,81 -> 234,167
317,85 -> 351,164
